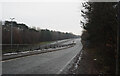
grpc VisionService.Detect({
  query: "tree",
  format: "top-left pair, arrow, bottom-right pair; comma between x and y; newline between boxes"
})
81,2 -> 117,74
2,21 -> 78,51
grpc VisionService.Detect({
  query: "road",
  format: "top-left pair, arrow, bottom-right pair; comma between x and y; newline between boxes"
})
2,38 -> 82,74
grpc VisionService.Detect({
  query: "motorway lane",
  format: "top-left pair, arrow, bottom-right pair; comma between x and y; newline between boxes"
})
2,38 -> 82,74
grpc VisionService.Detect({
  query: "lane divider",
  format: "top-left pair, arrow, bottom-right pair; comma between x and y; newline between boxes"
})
1,45 -> 75,62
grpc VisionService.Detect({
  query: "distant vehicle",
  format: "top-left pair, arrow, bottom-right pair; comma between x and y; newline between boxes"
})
73,41 -> 75,43
72,41 -> 76,45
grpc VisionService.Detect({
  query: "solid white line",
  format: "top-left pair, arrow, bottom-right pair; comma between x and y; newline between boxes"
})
57,46 -> 81,74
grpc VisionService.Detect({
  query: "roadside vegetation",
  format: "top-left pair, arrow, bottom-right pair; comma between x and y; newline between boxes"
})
81,2 -> 117,74
2,21 -> 79,53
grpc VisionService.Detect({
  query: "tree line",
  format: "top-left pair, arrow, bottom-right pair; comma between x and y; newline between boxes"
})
81,2 -> 117,74
2,21 -> 78,45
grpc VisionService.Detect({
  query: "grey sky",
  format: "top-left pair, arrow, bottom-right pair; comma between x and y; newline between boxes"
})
2,1 -> 84,35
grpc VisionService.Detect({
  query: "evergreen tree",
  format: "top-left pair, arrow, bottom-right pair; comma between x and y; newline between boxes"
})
81,2 -> 117,74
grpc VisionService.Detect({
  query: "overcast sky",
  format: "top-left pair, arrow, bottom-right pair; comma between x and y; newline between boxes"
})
1,0 -> 85,35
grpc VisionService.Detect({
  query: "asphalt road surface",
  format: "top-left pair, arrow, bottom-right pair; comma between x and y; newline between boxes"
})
2,38 -> 83,74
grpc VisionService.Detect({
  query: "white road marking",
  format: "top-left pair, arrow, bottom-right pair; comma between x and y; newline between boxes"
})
57,46 -> 81,74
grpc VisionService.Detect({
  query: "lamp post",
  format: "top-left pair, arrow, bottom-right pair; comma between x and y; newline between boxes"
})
10,18 -> 15,50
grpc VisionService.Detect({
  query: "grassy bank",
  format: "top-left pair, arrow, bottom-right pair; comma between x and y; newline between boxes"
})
2,41 -> 54,54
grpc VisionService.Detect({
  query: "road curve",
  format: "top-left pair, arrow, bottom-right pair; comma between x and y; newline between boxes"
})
2,38 -> 82,74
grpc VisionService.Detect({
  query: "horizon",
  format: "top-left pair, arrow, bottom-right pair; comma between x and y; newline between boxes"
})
2,2 -> 84,35
2,20 -> 81,36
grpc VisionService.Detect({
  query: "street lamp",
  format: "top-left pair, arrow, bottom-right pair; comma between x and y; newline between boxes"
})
10,18 -> 15,50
